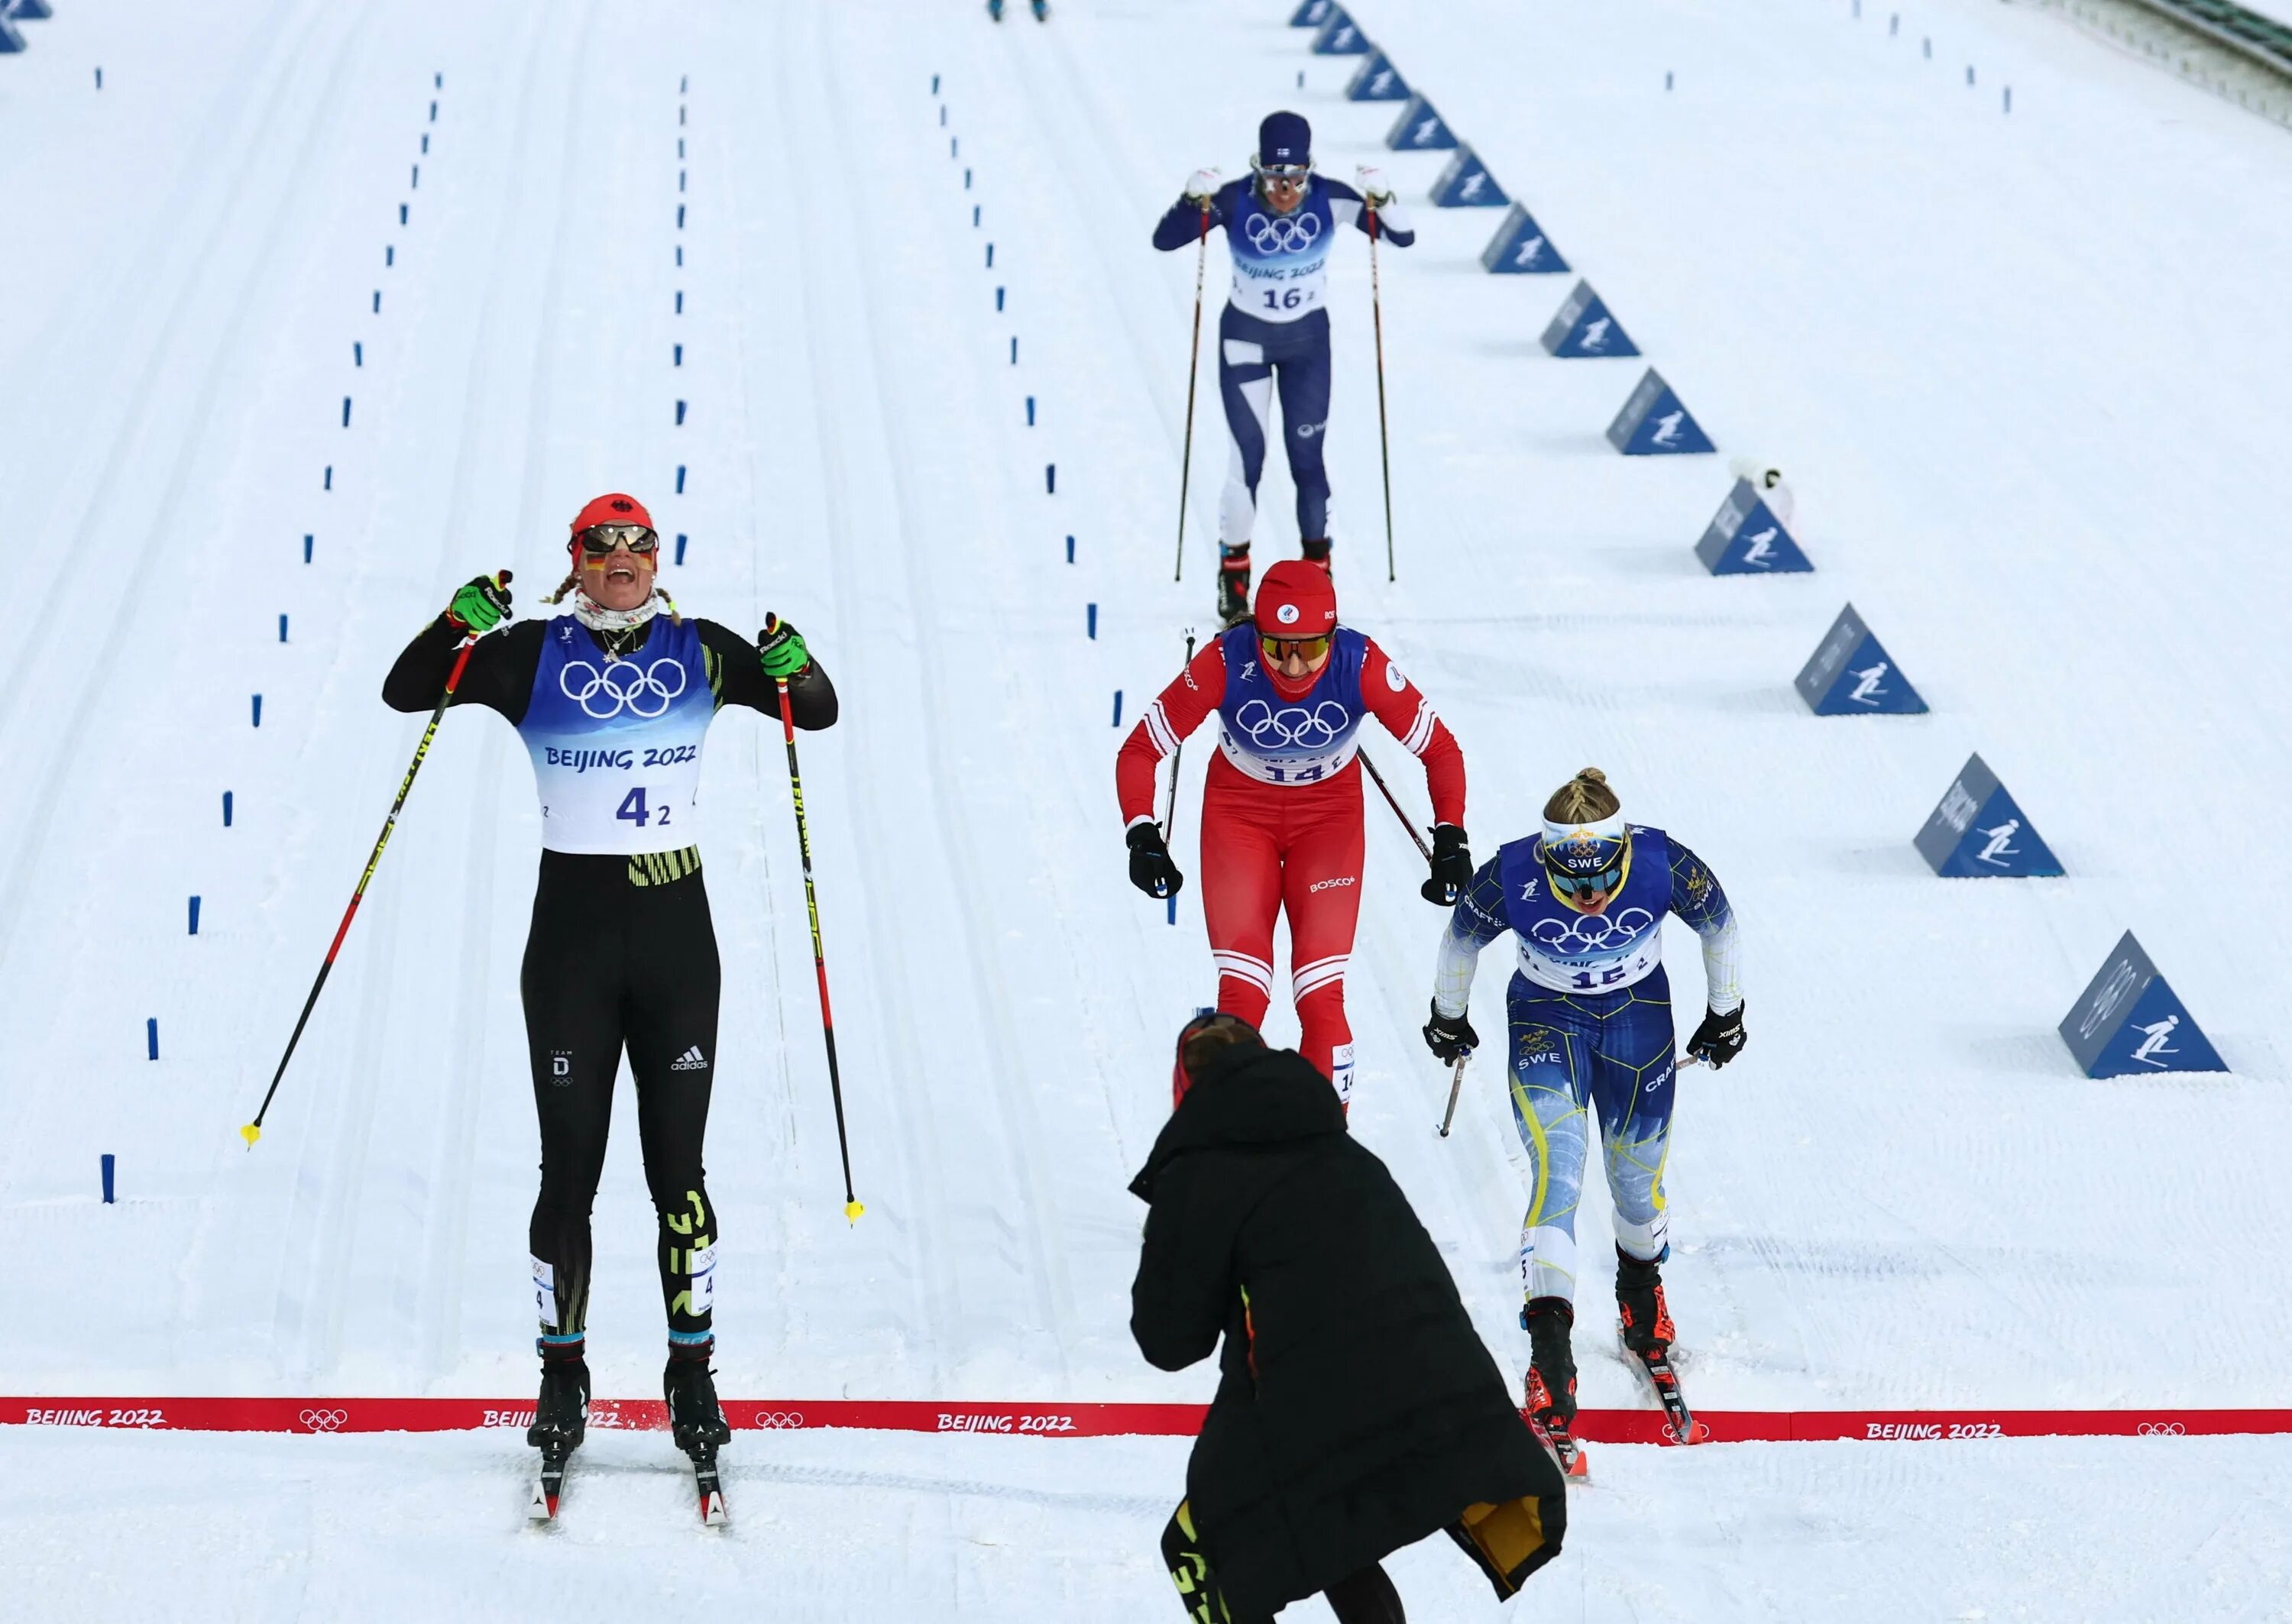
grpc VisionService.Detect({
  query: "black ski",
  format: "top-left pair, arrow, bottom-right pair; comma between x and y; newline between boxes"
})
689,1444 -> 730,1526
528,1442 -> 574,1521
1623,1338 -> 1698,1445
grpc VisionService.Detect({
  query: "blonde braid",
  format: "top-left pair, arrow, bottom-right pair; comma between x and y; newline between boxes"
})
1543,766 -> 1620,823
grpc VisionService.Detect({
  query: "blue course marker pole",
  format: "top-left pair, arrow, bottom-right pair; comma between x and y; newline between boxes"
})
1045,464 -> 1056,493
995,286 -> 1005,311
964,169 -> 973,189
189,896 -> 202,934
1086,603 -> 1097,639
678,205 -> 685,228
1065,535 -> 1075,564
676,464 -> 688,494
354,342 -> 363,367
932,73 -> 940,93
400,203 -> 409,225
373,291 -> 381,312
279,614 -> 290,642
325,466 -> 334,489
1167,895 -> 1177,926
1112,691 -> 1123,728
1026,396 -> 1035,425
675,400 -> 688,425
973,205 -> 981,227
147,1020 -> 159,1060
675,343 -> 683,365
385,245 -> 393,267
96,67 -> 103,89
342,397 -> 352,427
102,1154 -> 115,1204
675,534 -> 688,565
223,791 -> 234,827
986,243 -> 995,268
303,534 -> 313,563
675,291 -> 684,314
412,163 -> 419,188
1010,336 -> 1018,364
252,694 -> 263,726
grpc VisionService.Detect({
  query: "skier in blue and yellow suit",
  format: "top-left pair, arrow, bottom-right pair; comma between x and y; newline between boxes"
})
1420,768 -> 1745,1464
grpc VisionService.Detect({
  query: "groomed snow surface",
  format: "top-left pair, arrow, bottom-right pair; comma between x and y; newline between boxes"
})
4,0 -> 2292,1618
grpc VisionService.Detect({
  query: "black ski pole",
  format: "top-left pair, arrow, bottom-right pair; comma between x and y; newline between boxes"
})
1437,1053 -> 1469,1137
243,574 -> 510,1147
1359,746 -> 1432,862
1160,629 -> 1197,843
1366,198 -> 1397,584
775,673 -> 863,1224
1174,201 -> 1211,583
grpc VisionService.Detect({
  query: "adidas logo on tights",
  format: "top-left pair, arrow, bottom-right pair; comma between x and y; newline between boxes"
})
670,1046 -> 708,1072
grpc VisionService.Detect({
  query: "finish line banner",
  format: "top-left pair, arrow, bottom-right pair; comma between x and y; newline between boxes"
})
5,1399 -> 2288,1443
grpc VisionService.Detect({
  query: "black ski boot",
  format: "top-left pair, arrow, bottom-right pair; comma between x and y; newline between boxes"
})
1300,535 -> 1332,576
665,1337 -> 733,1524
1216,542 -> 1252,626
1617,1246 -> 1696,1444
1615,1248 -> 1675,1357
526,1337 -> 589,1519
1522,1297 -> 1585,1478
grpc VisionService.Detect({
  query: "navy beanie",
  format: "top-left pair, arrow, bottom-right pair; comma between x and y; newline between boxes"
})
1257,110 -> 1312,169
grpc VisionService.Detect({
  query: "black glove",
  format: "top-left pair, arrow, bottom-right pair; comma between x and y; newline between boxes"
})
1421,823 -> 1472,906
1423,999 -> 1478,1063
1126,822 -> 1184,900
1686,1002 -> 1746,1069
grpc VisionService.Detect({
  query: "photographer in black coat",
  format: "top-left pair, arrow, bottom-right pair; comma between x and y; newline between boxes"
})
1131,1014 -> 1566,1622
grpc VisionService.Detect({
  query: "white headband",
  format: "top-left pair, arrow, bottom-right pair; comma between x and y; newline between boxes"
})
1543,810 -> 1626,849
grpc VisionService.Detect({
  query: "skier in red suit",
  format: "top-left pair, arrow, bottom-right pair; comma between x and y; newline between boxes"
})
1116,562 -> 1472,1105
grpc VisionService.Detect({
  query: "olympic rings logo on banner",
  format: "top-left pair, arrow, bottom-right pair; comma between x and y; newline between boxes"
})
1245,210 -> 1322,254
752,1410 -> 808,1430
298,1409 -> 348,1432
1527,906 -> 1656,953
1235,699 -> 1351,751
2136,1422 -> 2187,1436
559,657 -> 688,720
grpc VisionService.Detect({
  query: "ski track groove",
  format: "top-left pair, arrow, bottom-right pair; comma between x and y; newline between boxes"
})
808,2 -> 1081,1381
0,0 -> 346,986
774,2 -> 960,1386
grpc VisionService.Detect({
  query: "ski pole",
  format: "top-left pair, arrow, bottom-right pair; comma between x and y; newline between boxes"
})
1174,200 -> 1212,583
1358,747 -> 1432,862
242,573 -> 510,1148
1160,629 -> 1197,843
1437,1052 -> 1468,1137
1365,199 -> 1397,584
775,675 -> 864,1224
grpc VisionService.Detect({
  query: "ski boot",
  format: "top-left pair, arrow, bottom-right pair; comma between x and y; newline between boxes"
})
1216,542 -> 1252,627
1522,1298 -> 1586,1480
665,1336 -> 733,1525
1300,535 -> 1332,576
526,1337 -> 590,1519
1616,1247 -> 1695,1444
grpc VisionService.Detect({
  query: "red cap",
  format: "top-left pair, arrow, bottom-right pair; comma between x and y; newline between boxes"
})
1252,559 -> 1338,638
569,493 -> 655,545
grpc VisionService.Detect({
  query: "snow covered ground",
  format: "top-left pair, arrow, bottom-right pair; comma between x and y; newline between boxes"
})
5,0 -> 2292,1617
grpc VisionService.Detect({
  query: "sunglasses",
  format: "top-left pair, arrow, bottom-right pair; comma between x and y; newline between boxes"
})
1258,167 -> 1309,188
576,522 -> 659,557
1258,633 -> 1331,662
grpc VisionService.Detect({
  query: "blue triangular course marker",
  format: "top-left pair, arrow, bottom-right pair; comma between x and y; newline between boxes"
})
1311,9 -> 1371,53
0,16 -> 24,50
1607,368 -> 1716,456
1289,0 -> 1334,24
1913,752 -> 2064,878
1794,603 -> 1927,713
1345,50 -> 1409,101
1539,280 -> 1637,358
1479,201 -> 1566,270
2058,931 -> 2227,1078
1431,146 -> 1509,208
1695,477 -> 1809,571
10,0 -> 52,18
1385,94 -> 1458,150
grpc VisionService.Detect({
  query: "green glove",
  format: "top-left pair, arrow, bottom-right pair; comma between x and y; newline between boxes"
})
757,614 -> 811,681
445,573 -> 513,635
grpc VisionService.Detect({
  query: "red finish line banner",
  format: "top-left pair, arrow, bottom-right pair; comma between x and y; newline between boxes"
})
3,1399 -> 2287,1441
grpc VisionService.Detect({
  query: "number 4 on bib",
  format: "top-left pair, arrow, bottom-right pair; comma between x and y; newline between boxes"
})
618,787 -> 652,827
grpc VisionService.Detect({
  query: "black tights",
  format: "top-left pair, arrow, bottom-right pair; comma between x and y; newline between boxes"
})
523,850 -> 721,1340
1161,1506 -> 1404,1624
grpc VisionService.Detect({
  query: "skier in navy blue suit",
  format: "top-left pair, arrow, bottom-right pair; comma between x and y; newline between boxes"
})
1154,112 -> 1413,625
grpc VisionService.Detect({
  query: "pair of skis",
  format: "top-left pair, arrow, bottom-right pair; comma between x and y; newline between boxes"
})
1536,1334 -> 1698,1483
529,1441 -> 728,1527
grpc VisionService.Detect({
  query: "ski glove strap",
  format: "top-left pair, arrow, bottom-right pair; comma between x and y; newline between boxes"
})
445,573 -> 513,636
757,615 -> 811,681
1423,998 -> 1477,1063
1126,821 -> 1184,901
1686,1001 -> 1747,1069
1422,823 -> 1473,906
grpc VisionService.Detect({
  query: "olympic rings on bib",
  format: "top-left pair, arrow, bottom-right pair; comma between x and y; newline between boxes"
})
1527,906 -> 1658,953
558,657 -> 688,720
1245,209 -> 1322,254
1234,698 -> 1352,752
